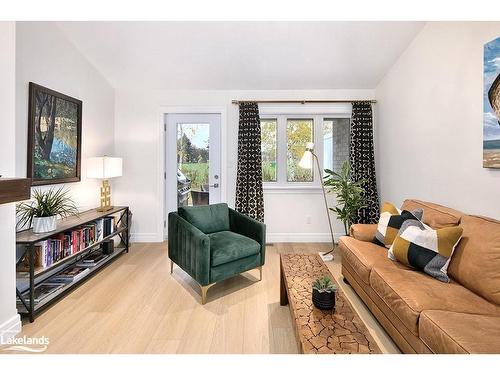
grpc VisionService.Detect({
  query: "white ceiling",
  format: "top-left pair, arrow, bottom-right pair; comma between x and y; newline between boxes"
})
56,21 -> 424,90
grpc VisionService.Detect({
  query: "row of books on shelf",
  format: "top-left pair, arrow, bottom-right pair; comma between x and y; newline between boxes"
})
17,249 -> 111,306
27,216 -> 116,269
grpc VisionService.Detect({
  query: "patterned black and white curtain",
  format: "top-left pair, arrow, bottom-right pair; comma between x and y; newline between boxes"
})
235,102 -> 265,222
349,102 -> 380,224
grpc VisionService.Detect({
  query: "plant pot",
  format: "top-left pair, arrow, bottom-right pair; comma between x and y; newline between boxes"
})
32,215 -> 57,233
312,288 -> 336,310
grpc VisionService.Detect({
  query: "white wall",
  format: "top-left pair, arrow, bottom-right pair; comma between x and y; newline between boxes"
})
15,22 -> 116,210
114,89 -> 375,242
376,22 -> 500,218
0,22 -> 21,342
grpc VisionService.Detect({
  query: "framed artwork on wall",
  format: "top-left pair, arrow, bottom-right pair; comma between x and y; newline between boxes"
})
484,36 -> 500,168
27,82 -> 82,185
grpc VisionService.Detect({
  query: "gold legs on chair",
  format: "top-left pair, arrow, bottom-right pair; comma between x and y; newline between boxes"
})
200,283 -> 215,305
170,262 -> 263,305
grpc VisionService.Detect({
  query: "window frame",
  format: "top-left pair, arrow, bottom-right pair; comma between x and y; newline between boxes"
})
259,104 -> 351,191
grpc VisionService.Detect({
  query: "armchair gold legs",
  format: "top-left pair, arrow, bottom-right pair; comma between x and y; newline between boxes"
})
200,283 -> 215,305
169,260 -> 263,304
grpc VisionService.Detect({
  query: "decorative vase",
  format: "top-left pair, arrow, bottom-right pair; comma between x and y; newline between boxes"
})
32,215 -> 57,233
312,288 -> 336,310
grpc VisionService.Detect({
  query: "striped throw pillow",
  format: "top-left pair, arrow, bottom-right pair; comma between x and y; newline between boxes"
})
389,225 -> 463,283
374,202 -> 424,248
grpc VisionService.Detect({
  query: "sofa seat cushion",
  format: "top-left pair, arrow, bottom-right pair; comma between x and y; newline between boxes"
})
339,236 -> 408,285
419,310 -> 500,353
369,266 -> 500,336
209,231 -> 260,267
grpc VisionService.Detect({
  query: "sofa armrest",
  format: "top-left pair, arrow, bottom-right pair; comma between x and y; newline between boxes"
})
228,208 -> 266,265
349,224 -> 377,242
168,212 -> 211,285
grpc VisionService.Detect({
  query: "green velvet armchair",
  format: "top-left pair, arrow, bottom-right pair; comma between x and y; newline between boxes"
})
168,203 -> 266,304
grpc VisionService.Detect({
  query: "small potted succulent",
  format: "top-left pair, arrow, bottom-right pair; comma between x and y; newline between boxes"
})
16,187 -> 78,233
312,276 -> 337,310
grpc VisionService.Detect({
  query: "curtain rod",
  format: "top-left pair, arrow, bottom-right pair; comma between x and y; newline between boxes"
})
231,99 -> 377,104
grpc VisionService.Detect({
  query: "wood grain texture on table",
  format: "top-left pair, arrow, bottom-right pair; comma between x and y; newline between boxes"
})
280,253 -> 380,354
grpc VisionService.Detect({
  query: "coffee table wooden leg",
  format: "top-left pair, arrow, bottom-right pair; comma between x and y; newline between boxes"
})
280,257 -> 288,306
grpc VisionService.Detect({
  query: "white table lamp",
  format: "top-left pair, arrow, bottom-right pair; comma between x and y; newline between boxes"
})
87,156 -> 122,211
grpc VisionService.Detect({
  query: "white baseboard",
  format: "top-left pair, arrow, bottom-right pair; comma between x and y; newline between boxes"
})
130,233 -> 162,243
0,314 -> 21,344
267,232 -> 346,243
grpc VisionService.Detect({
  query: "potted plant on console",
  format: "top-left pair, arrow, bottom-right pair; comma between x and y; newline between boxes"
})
312,276 -> 337,310
16,186 -> 78,233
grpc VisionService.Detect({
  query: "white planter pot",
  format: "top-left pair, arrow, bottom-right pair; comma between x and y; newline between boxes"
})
32,215 -> 57,233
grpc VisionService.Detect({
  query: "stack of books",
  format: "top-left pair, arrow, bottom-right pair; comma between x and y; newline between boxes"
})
49,266 -> 91,283
76,251 -> 109,268
17,282 -> 65,306
27,217 -> 116,269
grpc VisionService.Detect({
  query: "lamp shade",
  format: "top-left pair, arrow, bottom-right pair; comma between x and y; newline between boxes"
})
87,157 -> 122,179
298,142 -> 315,169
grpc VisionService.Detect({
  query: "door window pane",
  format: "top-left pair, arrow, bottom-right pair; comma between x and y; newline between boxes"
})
261,119 -> 277,182
177,123 -> 209,207
287,119 -> 313,182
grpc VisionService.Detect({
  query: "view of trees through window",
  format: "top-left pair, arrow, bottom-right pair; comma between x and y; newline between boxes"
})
261,119 -> 277,182
177,123 -> 209,191
287,119 -> 313,182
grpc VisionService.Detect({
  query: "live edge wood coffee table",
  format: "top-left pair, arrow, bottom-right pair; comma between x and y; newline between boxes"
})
280,253 -> 380,354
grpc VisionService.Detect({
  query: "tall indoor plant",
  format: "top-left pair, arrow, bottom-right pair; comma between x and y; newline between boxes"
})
324,161 -> 365,235
16,187 -> 79,233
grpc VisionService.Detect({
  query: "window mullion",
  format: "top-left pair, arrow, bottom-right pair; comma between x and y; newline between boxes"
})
277,115 -> 287,185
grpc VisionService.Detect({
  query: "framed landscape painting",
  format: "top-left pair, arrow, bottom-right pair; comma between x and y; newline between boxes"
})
27,82 -> 82,185
484,36 -> 500,168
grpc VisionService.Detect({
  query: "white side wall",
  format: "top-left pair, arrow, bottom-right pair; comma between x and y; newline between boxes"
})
0,22 -> 21,342
376,22 -> 500,218
114,89 -> 375,242
15,22 -> 116,210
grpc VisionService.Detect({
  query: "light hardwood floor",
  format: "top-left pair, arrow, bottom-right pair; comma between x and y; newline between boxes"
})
14,242 -> 400,354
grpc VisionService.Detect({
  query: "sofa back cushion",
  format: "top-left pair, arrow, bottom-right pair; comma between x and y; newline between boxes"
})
401,199 -> 463,229
178,203 -> 230,234
448,215 -> 500,306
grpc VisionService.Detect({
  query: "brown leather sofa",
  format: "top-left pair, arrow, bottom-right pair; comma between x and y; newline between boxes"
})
339,199 -> 500,354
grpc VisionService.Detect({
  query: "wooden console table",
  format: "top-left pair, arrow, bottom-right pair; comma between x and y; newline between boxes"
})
16,206 -> 130,322
280,253 -> 380,354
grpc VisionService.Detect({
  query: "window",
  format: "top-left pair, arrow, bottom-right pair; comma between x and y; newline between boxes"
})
261,119 -> 277,182
286,119 -> 313,182
260,113 -> 350,188
323,118 -> 350,175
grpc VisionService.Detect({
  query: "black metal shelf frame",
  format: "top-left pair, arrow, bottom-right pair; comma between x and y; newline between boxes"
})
16,207 -> 130,322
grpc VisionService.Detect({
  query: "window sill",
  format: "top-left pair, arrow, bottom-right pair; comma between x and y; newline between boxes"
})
263,185 -> 323,194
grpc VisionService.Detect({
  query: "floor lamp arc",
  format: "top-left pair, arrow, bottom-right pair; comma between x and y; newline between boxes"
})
299,143 -> 335,261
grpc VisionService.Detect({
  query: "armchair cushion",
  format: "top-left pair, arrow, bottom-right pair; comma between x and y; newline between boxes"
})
209,231 -> 260,267
178,203 -> 230,234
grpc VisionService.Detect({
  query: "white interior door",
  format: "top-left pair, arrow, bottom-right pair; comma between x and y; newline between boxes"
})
165,113 -> 221,215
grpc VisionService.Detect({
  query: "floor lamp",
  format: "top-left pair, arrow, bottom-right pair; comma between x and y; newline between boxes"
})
299,143 -> 335,261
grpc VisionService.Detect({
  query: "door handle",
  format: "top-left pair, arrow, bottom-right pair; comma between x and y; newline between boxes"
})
209,183 -> 219,188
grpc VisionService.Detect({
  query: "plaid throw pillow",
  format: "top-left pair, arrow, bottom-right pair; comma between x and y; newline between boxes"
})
374,202 -> 423,248
389,225 -> 463,283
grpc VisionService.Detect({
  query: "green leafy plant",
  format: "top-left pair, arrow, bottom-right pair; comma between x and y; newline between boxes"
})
312,276 -> 337,293
16,187 -> 79,229
324,161 -> 366,235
